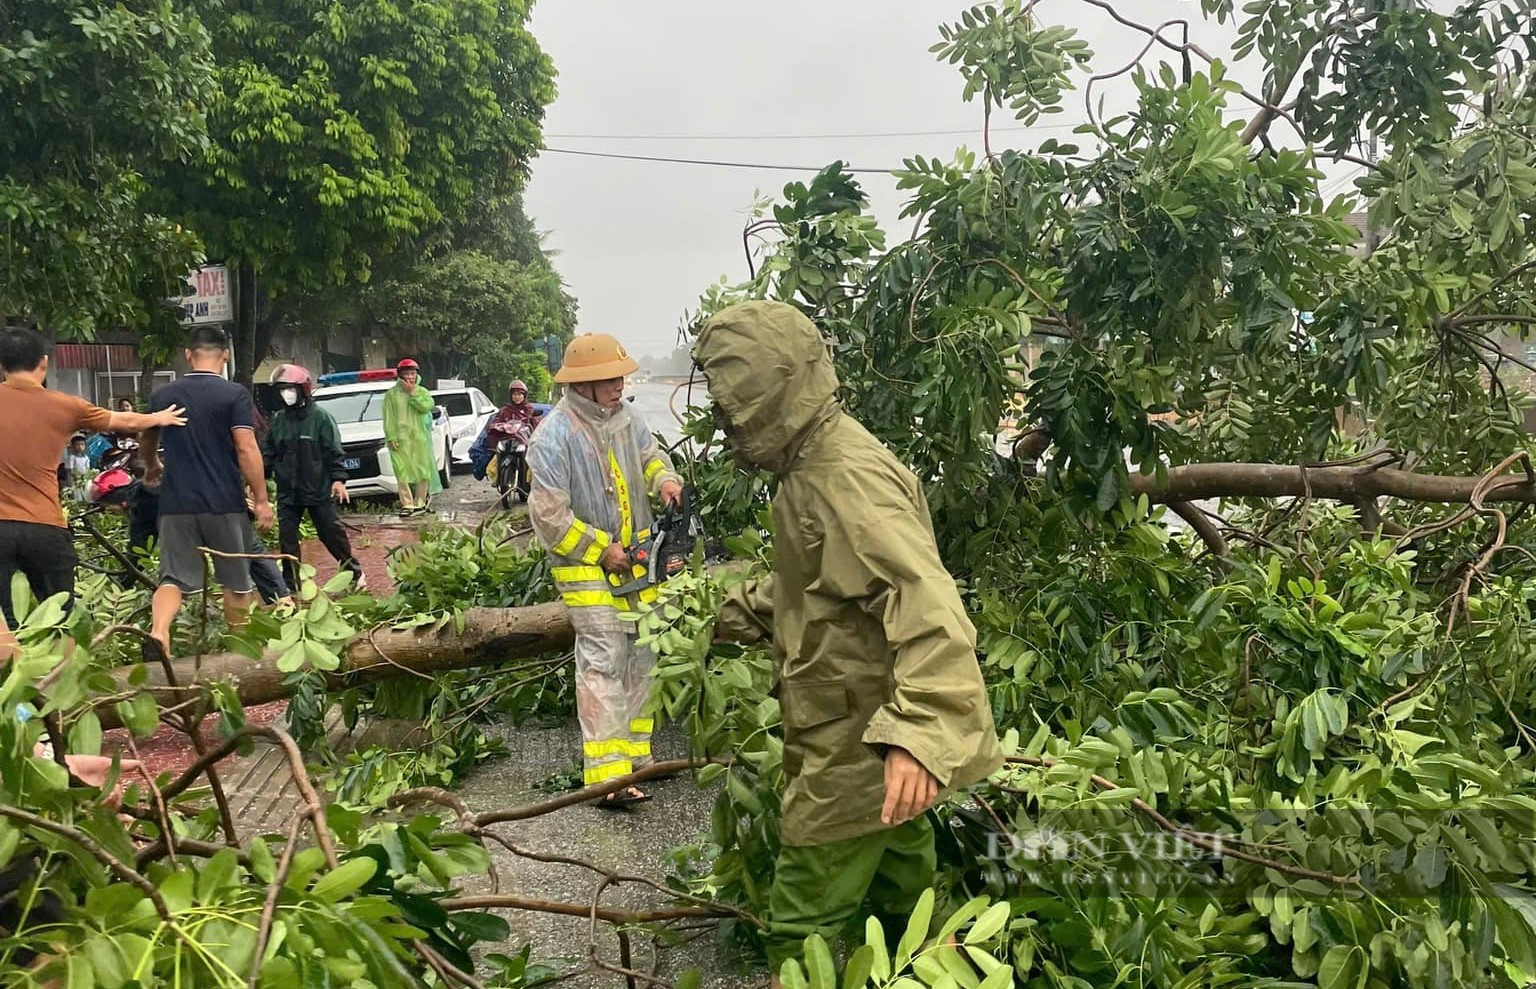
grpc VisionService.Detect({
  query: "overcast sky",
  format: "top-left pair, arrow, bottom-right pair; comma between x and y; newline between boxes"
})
523,1 -> 1350,360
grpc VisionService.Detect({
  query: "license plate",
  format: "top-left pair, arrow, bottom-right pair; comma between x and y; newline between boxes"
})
342,457 -> 362,470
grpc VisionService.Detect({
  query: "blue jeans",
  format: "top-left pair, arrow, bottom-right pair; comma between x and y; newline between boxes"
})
246,524 -> 290,604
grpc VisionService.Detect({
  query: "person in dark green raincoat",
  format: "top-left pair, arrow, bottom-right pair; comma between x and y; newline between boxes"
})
694,300 -> 1004,981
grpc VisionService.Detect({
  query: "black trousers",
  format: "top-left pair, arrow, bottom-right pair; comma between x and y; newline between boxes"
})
0,520 -> 77,627
278,500 -> 360,588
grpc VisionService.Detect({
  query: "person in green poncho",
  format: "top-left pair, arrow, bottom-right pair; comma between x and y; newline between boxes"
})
381,357 -> 440,517
695,301 -> 1003,983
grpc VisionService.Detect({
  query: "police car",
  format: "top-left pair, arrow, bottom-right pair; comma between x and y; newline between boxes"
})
311,370 -> 454,502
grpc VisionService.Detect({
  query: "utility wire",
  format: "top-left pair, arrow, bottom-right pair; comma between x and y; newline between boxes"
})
546,123 -> 1082,141
543,147 -> 899,173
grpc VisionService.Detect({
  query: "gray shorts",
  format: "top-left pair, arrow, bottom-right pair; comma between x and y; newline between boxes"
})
157,513 -> 256,594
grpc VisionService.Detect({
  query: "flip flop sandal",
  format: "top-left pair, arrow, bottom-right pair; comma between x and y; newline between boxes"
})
140,636 -> 169,667
593,787 -> 652,810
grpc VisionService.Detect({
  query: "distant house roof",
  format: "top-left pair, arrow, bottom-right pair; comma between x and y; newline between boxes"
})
1342,212 -> 1370,239
53,344 -> 137,370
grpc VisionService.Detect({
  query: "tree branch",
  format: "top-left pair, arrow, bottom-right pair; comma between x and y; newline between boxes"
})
440,895 -> 727,925
1131,461 -> 1536,506
1001,757 -> 1358,885
1168,501 -> 1231,571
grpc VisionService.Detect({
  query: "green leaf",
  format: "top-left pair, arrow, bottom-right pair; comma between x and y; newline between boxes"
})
81,934 -> 128,989
937,896 -> 987,943
248,836 -> 276,883
977,963 -> 1012,989
1318,945 -> 1365,989
867,915 -> 892,982
0,822 -> 17,870
277,641 -> 308,673
309,856 -> 377,902
195,848 -> 241,902
779,959 -> 809,989
966,901 -> 1010,944
843,944 -> 874,989
804,934 -> 837,989
451,911 -> 511,943
897,888 -> 936,966
68,711 -> 102,756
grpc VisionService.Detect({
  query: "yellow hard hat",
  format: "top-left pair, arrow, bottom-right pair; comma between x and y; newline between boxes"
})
554,333 -> 639,384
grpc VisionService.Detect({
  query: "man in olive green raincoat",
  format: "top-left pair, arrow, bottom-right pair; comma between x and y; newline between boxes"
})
694,300 -> 1003,979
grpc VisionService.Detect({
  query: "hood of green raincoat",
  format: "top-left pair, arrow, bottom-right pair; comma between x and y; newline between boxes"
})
692,301 -> 840,473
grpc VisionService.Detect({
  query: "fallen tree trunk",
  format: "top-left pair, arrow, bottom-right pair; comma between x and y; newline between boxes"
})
1133,462 -> 1536,505
99,460 -> 1535,728
102,604 -> 575,729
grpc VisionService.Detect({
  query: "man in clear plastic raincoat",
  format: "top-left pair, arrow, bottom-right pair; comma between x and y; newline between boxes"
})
694,301 -> 1003,980
527,333 -> 683,805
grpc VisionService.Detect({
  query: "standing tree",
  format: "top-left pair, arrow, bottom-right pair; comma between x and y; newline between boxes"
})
0,0 -> 212,336
268,192 -> 577,392
666,0 -> 1536,986
154,0 -> 555,382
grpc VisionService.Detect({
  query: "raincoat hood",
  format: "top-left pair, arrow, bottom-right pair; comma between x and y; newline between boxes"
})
693,301 -> 841,473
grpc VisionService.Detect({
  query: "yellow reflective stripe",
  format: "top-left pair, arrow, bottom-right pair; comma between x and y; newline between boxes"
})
577,528 -> 611,566
610,589 -> 658,612
563,590 -> 615,608
584,739 -> 636,758
630,718 -> 654,735
552,566 -> 604,583
636,528 -> 651,541
608,450 -> 633,546
552,519 -> 587,556
584,760 -> 634,785
644,458 -> 666,483
584,738 -> 651,758
607,562 -> 647,589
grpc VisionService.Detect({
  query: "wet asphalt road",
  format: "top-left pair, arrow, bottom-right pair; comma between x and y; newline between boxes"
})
452,722 -> 766,988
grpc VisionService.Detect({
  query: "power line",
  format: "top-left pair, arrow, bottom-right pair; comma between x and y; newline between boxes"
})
543,147 -> 899,173
545,124 -> 1082,141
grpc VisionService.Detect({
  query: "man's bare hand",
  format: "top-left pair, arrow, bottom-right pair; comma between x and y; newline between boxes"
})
659,479 -> 683,507
252,501 -> 275,532
881,747 -> 939,826
152,404 -> 188,428
63,753 -> 144,811
331,481 -> 351,504
600,543 -> 631,574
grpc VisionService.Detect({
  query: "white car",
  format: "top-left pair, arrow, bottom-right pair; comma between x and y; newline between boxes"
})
312,371 -> 453,501
435,386 -> 498,468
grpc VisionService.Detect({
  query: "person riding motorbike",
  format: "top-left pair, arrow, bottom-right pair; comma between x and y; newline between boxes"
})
487,380 -> 541,441
485,380 -> 542,500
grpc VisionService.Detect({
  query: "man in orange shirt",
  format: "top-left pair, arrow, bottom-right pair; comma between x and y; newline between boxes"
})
0,327 -> 186,640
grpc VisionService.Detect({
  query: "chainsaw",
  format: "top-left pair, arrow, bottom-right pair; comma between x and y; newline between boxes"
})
608,486 -> 706,597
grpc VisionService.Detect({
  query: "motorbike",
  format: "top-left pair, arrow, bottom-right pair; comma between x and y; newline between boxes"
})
492,421 -> 534,508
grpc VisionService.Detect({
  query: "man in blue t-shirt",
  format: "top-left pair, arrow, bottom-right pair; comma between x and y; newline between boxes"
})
141,326 -> 274,658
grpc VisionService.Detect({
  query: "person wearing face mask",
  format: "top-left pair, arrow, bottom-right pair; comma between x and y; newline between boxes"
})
261,364 -> 362,590
527,334 -> 683,806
